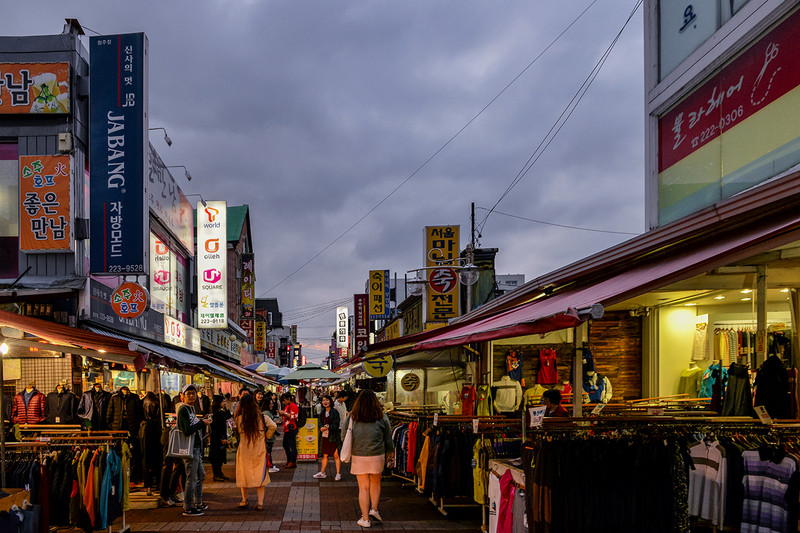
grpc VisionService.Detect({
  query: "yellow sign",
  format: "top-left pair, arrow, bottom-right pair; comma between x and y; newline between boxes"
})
424,226 -> 460,323
424,321 -> 448,331
385,318 -> 401,340
368,270 -> 389,319
255,321 -> 266,351
297,418 -> 319,461
363,355 -> 392,378
401,372 -> 421,391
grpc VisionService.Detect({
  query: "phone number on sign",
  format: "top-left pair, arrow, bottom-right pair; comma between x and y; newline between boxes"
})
107,265 -> 144,273
691,106 -> 744,149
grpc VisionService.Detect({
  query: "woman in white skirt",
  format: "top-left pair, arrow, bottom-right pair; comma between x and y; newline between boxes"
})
343,389 -> 394,528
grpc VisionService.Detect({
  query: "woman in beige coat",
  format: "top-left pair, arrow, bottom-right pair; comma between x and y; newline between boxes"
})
234,394 -> 277,510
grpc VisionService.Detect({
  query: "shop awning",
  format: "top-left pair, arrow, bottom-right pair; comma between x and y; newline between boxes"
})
0,309 -> 140,364
86,327 -> 251,385
412,210 -> 800,351
203,353 -> 275,388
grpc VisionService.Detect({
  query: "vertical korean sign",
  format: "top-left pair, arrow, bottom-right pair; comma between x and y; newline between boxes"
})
425,226 -> 460,323
354,294 -> 369,355
368,270 -> 390,319
90,33 -> 149,274
19,155 -> 72,251
254,321 -> 266,352
197,201 -> 227,328
266,341 -> 276,363
336,306 -> 349,351
241,253 -> 254,318
149,232 -> 173,315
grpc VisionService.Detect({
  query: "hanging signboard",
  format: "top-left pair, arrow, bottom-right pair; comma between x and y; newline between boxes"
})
368,270 -> 390,319
197,200 -> 227,328
241,253 -> 254,318
424,226 -> 460,323
147,144 -> 193,254
89,33 -> 149,275
363,355 -> 392,378
110,281 -> 149,319
149,232 -> 173,315
266,341 -> 276,362
19,155 -> 72,251
354,294 -> 369,356
335,306 -> 348,348
254,321 -> 266,352
0,62 -> 70,114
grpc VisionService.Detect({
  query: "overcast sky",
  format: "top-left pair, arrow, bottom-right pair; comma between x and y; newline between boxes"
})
4,1 -> 645,363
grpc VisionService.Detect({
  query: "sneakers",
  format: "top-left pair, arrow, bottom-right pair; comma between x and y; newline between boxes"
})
284,462 -> 296,469
156,497 -> 176,508
312,472 -> 327,479
174,492 -> 184,502
182,508 -> 204,517
357,518 -> 371,528
213,476 -> 226,481
335,473 -> 342,481
195,503 -> 209,511
269,466 -> 280,473
168,497 -> 182,506
369,509 -> 383,522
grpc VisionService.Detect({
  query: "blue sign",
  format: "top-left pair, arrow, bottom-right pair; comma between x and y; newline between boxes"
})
89,33 -> 149,274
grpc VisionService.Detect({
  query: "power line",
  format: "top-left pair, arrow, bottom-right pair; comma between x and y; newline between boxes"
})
258,1 -> 599,298
477,0 -> 643,238
477,207 -> 639,236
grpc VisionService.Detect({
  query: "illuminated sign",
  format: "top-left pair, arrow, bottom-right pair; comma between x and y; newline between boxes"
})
149,232 -> 174,315
197,201 -> 227,328
241,253 -> 254,318
336,306 -> 348,348
255,321 -> 266,352
19,155 -> 72,251
363,355 -> 392,378
165,315 -> 201,352
354,294 -> 369,355
110,282 -> 149,319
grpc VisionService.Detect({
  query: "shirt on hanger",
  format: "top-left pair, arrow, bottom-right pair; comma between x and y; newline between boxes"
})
537,348 -> 558,385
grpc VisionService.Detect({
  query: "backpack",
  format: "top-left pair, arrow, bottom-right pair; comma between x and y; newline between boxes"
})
296,406 -> 308,428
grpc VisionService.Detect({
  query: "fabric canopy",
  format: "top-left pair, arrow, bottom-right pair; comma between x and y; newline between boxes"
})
413,211 -> 800,351
0,309 -> 140,364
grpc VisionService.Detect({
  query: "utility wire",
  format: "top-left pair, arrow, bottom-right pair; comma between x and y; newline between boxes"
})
476,0 -> 643,238
258,0 -> 599,298
477,207 -> 639,236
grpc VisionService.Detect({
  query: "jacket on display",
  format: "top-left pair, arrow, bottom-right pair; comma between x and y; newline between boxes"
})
45,387 -> 78,424
754,355 -> 791,419
106,390 -> 143,432
77,387 -> 111,430
12,388 -> 46,424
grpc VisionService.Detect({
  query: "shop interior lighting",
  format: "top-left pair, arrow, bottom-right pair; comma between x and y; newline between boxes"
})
741,297 -> 752,301
714,296 -> 726,300
149,127 -> 172,146
741,289 -> 753,294
0,342 -> 8,355
781,288 -> 790,293
684,303 -> 697,306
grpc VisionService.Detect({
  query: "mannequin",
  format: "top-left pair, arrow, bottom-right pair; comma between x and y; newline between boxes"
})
583,371 -> 612,404
107,385 -> 145,484
476,375 -> 493,416
678,362 -> 704,398
77,382 -> 112,430
12,380 -> 46,424
45,381 -> 78,424
492,375 -> 523,412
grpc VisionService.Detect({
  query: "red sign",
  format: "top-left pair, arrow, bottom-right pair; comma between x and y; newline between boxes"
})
239,319 -> 254,342
110,282 -> 149,319
266,342 -> 276,362
659,8 -> 800,172
428,267 -> 458,294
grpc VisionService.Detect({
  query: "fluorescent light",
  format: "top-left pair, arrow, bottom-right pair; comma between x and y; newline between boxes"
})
741,289 -> 753,294
684,303 -> 697,306
714,296 -> 725,300
741,297 -> 752,301
780,288 -> 790,293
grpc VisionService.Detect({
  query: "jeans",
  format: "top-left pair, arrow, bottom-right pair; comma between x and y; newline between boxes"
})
283,428 -> 298,463
182,447 -> 206,511
159,457 -> 184,500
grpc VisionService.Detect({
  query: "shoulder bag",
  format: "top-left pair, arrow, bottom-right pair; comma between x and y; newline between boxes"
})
340,418 -> 354,463
166,425 -> 194,458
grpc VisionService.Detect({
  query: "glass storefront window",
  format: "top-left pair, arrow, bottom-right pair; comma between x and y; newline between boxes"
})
0,143 -> 18,278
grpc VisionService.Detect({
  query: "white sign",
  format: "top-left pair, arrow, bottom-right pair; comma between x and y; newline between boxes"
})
336,306 -> 348,348
197,201 -> 227,328
150,232 -> 173,315
528,406 -> 547,428
754,405 -> 773,425
591,403 -> 607,415
164,315 -> 201,352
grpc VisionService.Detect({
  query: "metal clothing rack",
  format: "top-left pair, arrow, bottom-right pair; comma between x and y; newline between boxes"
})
3,430 -> 131,533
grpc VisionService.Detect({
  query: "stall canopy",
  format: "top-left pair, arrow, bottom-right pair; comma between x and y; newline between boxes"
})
0,309 -> 141,365
413,210 -> 800,351
87,327 -> 254,386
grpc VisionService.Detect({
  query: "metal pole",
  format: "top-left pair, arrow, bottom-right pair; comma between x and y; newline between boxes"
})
0,343 -> 6,488
756,266 -> 767,367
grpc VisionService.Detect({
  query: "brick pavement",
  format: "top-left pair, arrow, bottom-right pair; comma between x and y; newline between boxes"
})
119,435 -> 481,533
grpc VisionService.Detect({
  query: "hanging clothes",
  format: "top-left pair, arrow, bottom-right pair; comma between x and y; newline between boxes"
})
722,363 -> 756,417
537,348 -> 558,385
754,355 -> 790,419
476,384 -> 494,416
460,385 -> 476,416
506,350 -> 525,386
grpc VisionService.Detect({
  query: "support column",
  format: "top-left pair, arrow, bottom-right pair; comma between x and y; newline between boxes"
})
756,266 -> 767,367
572,322 -> 588,417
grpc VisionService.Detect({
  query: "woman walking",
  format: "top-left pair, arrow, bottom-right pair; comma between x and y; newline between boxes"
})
313,395 -> 342,481
234,394 -> 277,510
344,389 -> 394,528
209,395 -> 232,481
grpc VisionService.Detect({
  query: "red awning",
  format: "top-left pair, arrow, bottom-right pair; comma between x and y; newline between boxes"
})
413,212 -> 800,351
0,309 -> 141,364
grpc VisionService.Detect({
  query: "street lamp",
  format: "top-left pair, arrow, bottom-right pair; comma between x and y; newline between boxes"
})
167,165 -> 192,181
184,193 -> 207,207
149,127 -> 172,146
460,244 -> 480,311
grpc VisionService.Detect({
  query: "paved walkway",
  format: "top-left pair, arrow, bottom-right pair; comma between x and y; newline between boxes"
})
123,435 -> 481,532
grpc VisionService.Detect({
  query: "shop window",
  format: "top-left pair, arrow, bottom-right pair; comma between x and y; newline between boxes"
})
0,143 -> 18,278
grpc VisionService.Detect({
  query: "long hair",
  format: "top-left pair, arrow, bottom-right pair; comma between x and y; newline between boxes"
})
234,394 -> 262,442
350,389 -> 383,423
321,394 -> 334,411
211,394 -> 224,413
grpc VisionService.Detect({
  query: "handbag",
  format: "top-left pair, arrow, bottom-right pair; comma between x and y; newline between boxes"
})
340,419 -> 354,463
166,425 -> 194,458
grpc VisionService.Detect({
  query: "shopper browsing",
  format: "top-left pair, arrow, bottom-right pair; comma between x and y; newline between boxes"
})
344,389 -> 394,528
278,392 -> 299,468
542,389 -> 570,417
313,394 -> 342,481
177,384 -> 212,516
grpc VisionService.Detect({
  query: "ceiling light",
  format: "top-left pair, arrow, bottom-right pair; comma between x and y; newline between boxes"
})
741,297 -> 752,301
741,289 -> 753,294
780,288 -> 790,293
684,303 -> 697,306
714,296 -> 725,300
